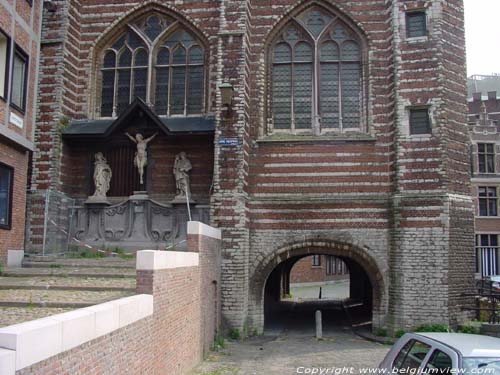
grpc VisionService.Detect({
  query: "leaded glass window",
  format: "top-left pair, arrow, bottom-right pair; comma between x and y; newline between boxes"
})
270,6 -> 364,134
154,31 -> 205,116
99,13 -> 206,118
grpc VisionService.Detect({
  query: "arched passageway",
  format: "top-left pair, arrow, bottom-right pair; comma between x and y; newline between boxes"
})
250,240 -> 386,335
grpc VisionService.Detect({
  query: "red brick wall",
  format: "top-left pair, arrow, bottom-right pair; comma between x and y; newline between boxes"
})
0,142 -> 28,265
17,233 -> 221,375
290,255 -> 348,284
0,0 -> 42,264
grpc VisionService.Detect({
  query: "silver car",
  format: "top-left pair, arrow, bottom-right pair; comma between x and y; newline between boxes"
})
379,332 -> 500,374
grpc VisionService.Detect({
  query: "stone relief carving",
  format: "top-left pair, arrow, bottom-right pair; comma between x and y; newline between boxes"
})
173,152 -> 193,202
125,132 -> 158,185
72,194 -> 209,250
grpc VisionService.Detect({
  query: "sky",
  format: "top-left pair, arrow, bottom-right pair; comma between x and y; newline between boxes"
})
464,0 -> 500,76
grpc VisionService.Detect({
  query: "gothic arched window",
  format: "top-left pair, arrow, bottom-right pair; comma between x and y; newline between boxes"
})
270,6 -> 364,134
99,14 -> 206,118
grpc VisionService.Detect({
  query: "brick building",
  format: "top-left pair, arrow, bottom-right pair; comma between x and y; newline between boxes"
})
290,255 -> 348,284
0,0 -> 42,265
27,0 -> 474,333
468,92 -> 500,277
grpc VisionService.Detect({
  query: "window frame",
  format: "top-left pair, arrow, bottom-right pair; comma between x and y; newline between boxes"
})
97,18 -> 208,119
478,143 -> 496,174
475,234 -> 499,276
408,107 -> 431,135
267,6 -> 367,136
478,186 -> 498,217
405,10 -> 427,39
311,255 -> 321,267
0,29 -> 11,101
0,162 -> 14,230
9,45 -> 29,114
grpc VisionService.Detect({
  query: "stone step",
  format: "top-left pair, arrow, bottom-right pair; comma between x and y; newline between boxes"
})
0,289 -> 134,308
23,257 -> 136,270
0,307 -> 75,328
0,276 -> 136,292
3,267 -> 136,279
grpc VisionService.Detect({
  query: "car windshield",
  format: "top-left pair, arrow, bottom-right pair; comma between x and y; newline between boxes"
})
463,358 -> 500,374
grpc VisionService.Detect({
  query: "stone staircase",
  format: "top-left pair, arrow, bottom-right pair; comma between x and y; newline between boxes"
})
0,257 -> 137,328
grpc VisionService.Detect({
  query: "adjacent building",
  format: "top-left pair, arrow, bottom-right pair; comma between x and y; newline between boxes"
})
468,92 -> 500,277
0,0 -> 42,265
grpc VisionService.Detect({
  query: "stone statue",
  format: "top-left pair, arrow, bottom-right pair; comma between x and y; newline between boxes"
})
173,152 -> 192,201
125,132 -> 158,185
92,152 -> 112,199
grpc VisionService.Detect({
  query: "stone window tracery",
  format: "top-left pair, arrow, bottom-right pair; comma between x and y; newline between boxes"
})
269,6 -> 364,134
99,13 -> 206,118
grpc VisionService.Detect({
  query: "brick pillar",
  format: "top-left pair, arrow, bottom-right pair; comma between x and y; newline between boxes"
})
211,0 -> 251,333
388,0 -> 474,331
187,221 -> 222,354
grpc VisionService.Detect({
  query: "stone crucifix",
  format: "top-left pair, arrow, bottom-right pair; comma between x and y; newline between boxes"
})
125,132 -> 158,185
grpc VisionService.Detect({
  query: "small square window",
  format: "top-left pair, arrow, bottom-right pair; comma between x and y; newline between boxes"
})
406,11 -> 427,38
0,163 -> 13,229
10,47 -> 28,112
409,108 -> 431,135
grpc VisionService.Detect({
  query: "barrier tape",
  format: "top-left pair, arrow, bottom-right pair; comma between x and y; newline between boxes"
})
48,219 -> 186,256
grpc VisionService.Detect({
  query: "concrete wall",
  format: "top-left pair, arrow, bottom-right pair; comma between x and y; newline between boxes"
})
0,221 -> 221,375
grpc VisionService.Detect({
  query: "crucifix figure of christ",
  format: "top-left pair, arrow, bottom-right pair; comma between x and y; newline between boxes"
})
125,131 -> 158,185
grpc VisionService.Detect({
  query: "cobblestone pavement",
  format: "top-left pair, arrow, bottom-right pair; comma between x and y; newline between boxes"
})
0,289 -> 133,305
2,267 -> 136,277
193,327 -> 389,375
0,307 -> 74,328
0,276 -> 135,289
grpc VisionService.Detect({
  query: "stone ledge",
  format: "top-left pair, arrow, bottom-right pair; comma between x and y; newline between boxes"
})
187,221 -> 222,240
0,294 -> 153,372
0,348 -> 15,375
7,250 -> 24,268
136,250 -> 199,271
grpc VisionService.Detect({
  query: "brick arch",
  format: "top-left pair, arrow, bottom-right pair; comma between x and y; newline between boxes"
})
248,239 -> 387,331
87,1 -> 210,118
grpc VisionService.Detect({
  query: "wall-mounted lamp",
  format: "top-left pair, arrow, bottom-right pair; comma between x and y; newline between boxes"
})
219,83 -> 234,108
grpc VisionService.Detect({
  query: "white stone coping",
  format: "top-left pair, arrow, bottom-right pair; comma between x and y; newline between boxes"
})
7,250 -> 24,268
136,250 -> 199,271
0,294 -> 153,373
187,221 -> 222,240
